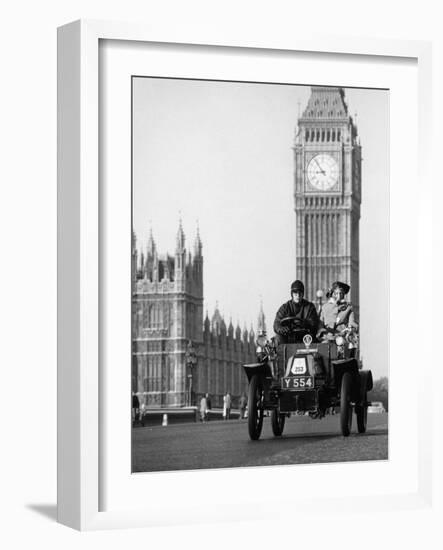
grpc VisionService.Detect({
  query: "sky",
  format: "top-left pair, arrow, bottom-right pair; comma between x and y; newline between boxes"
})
132,78 -> 389,378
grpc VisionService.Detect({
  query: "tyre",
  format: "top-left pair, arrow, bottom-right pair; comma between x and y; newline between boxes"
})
248,374 -> 264,440
340,372 -> 353,436
271,408 -> 286,436
355,393 -> 368,433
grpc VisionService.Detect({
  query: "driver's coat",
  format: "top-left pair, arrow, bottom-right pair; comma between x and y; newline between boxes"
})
273,299 -> 319,336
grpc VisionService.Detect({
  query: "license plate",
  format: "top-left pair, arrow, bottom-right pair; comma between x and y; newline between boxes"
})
281,376 -> 314,390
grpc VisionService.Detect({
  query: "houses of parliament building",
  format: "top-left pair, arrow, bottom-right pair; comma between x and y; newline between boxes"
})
132,222 -> 263,409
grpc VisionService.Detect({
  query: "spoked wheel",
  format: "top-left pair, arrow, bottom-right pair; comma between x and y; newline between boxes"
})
248,374 -> 264,440
271,408 -> 286,436
340,372 -> 353,436
355,393 -> 368,433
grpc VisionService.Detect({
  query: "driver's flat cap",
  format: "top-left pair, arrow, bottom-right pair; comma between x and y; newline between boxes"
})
290,280 -> 305,294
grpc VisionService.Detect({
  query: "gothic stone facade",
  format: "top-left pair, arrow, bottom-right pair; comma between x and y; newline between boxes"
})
132,223 -> 258,409
294,87 -> 361,312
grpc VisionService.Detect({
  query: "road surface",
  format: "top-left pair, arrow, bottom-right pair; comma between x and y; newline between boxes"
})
132,412 -> 388,472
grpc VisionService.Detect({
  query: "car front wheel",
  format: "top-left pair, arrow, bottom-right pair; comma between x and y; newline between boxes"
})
271,408 -> 286,436
355,393 -> 368,433
340,372 -> 353,436
248,374 -> 264,440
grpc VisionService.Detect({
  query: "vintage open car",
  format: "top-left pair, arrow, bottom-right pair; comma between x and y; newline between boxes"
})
243,317 -> 373,440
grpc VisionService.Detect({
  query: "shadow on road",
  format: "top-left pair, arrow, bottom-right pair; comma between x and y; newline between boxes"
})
251,427 -> 388,443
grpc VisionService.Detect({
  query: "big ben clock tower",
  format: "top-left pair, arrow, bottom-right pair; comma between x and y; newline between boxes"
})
294,87 -> 361,314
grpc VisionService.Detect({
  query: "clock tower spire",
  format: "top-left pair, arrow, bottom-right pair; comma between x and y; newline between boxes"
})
294,87 -> 361,315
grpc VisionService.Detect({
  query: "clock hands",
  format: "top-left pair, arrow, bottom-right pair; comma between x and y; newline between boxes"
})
308,154 -> 338,190
314,158 -> 326,175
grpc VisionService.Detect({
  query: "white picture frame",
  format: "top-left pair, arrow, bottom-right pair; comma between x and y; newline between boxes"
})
57,19 -> 433,531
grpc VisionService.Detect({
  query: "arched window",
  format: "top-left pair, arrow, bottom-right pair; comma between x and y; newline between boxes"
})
321,130 -> 325,141
327,130 -> 330,141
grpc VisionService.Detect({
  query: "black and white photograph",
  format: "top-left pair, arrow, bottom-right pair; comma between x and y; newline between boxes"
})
131,77 -> 389,473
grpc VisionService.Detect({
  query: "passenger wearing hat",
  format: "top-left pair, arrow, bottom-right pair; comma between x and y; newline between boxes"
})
318,281 -> 358,336
273,280 -> 319,343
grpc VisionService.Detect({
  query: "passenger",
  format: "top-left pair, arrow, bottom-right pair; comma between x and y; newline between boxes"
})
318,281 -> 358,336
273,280 -> 319,343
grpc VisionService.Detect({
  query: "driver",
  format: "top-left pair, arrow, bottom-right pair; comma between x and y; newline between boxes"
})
318,281 -> 358,336
273,280 -> 319,343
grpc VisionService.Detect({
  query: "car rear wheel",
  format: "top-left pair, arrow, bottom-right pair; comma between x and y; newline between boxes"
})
248,374 -> 264,440
355,393 -> 368,433
340,372 -> 353,437
271,409 -> 286,436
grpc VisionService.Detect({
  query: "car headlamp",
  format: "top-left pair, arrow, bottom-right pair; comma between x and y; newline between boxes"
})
256,334 -> 267,347
335,335 -> 345,347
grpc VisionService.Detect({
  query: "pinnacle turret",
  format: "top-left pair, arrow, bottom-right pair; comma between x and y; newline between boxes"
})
228,318 -> 234,338
204,311 -> 210,332
147,226 -> 156,256
257,301 -> 267,335
194,223 -> 202,257
211,302 -> 223,335
176,218 -> 185,252
140,252 -> 145,274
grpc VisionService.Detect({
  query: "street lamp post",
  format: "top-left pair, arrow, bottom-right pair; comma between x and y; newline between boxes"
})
185,340 -> 197,407
316,289 -> 324,315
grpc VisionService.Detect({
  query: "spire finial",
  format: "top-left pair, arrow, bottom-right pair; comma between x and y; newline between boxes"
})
147,223 -> 156,255
257,296 -> 267,335
176,215 -> 185,252
194,219 -> 202,256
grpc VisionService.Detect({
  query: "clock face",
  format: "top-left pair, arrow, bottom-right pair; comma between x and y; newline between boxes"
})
307,153 -> 339,191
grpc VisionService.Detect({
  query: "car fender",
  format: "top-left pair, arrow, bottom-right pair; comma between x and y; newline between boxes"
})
242,362 -> 272,383
357,370 -> 373,403
331,358 -> 360,399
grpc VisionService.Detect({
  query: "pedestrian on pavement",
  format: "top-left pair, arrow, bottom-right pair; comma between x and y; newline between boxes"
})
225,392 -> 232,420
200,394 -> 208,422
222,394 -> 227,420
132,392 -> 144,427
239,392 -> 247,419
205,393 -> 212,421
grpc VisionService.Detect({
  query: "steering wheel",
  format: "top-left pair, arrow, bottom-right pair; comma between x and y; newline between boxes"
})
280,316 -> 307,332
